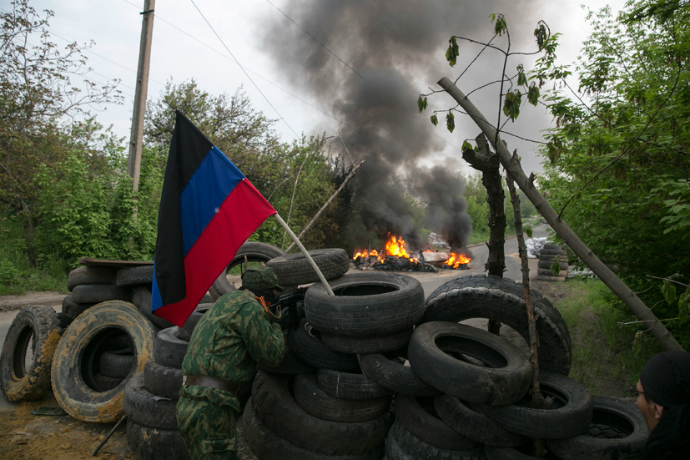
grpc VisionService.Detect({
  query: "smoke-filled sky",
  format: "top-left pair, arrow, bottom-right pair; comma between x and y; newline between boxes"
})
20,0 -> 627,175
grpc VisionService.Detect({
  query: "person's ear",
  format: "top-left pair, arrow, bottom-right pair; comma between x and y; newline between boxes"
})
653,404 -> 665,420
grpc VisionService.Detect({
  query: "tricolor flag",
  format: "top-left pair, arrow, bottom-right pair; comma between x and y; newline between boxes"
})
151,110 -> 276,326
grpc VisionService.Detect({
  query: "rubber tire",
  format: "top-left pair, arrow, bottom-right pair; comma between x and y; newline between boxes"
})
133,286 -> 175,329
57,312 -> 73,329
116,265 -> 154,287
210,242 -> 286,300
485,446 -> 545,460
434,394 -> 528,447
258,343 -> 316,375
394,394 -> 478,451
408,322 -> 532,405
93,373 -> 123,391
320,328 -> 413,354
483,370 -> 593,439
305,272 -> 425,337
538,268 -> 568,276
61,294 -> 96,319
422,274 -> 572,375
123,373 -> 178,430
0,305 -> 61,402
126,418 -> 190,460
288,319 -> 359,372
539,255 -> 568,264
385,428 -> 415,460
154,327 -> 188,369
242,396 -> 384,460
99,349 -> 135,378
546,395 -> 648,460
267,248 -> 350,286
176,303 -> 212,342
390,420 -> 485,460
51,300 -> 157,423
293,373 -> 391,423
540,251 -> 566,258
144,360 -> 183,399
71,284 -> 133,304
317,368 -> 390,400
543,244 -> 563,251
251,370 -> 391,455
359,352 -> 437,396
67,266 -> 118,291
538,260 -> 569,270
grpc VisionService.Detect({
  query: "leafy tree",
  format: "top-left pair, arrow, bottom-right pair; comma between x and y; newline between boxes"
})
537,1 -> 690,345
0,0 -> 121,263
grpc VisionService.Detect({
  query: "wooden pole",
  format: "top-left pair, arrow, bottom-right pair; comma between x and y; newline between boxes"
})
437,76 -> 683,352
127,0 -> 156,193
285,160 -> 365,253
274,214 -> 335,296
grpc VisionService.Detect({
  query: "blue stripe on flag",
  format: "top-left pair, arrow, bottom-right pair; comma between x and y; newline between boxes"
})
179,146 -> 245,255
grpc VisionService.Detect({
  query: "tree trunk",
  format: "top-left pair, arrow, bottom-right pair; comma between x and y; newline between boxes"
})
437,76 -> 683,352
463,134 -> 505,335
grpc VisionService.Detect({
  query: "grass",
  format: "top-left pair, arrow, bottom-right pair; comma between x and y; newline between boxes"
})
547,277 -> 663,397
0,220 -> 69,295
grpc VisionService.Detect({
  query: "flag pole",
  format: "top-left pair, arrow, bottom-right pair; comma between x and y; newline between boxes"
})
274,213 -> 335,296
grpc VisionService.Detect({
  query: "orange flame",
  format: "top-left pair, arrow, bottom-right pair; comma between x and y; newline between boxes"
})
379,234 -> 417,263
445,252 -> 471,269
352,249 -> 379,260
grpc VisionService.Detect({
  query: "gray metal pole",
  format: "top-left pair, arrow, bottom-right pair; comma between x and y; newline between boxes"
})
127,0 -> 156,193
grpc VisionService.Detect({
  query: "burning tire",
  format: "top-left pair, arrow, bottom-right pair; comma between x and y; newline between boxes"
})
0,305 -> 62,402
422,274 -> 572,375
51,300 -> 157,423
210,242 -> 286,300
266,248 -> 350,286
434,395 -> 527,447
546,395 -> 647,460
304,272 -> 425,337
482,371 -> 593,440
293,373 -> 391,423
408,322 -> 532,405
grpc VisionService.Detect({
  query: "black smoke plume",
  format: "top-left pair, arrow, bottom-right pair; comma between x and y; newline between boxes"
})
262,0 -> 538,249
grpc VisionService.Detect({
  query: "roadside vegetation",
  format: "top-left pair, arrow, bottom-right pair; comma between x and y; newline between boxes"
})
545,277 -> 662,396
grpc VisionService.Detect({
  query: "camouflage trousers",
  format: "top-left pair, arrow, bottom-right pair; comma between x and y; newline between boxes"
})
176,394 -> 238,459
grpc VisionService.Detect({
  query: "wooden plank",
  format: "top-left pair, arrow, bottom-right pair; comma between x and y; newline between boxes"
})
78,257 -> 153,268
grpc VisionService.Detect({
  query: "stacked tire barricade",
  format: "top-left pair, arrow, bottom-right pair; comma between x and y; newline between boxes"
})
1,242 -> 649,459
537,243 -> 569,281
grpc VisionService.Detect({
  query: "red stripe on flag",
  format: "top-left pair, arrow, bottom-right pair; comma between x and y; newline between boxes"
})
154,179 -> 275,326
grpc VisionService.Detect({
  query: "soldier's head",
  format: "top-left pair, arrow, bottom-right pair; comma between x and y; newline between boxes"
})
241,266 -> 283,301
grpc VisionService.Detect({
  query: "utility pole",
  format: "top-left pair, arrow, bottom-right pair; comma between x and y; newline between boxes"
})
127,0 -> 156,192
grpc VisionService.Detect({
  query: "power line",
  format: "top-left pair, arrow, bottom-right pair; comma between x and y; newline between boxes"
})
264,0 -> 366,81
189,0 -> 299,138
118,0 -> 360,134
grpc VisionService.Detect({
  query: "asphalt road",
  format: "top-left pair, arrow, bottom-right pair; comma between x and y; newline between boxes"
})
0,223 -> 552,349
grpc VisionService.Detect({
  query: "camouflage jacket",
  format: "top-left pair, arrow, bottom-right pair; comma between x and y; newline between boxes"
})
180,289 -> 285,410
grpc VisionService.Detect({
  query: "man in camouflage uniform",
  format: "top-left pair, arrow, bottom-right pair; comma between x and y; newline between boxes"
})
176,266 -> 286,459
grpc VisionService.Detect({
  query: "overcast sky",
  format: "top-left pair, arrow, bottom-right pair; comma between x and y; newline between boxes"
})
18,0 -> 628,176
